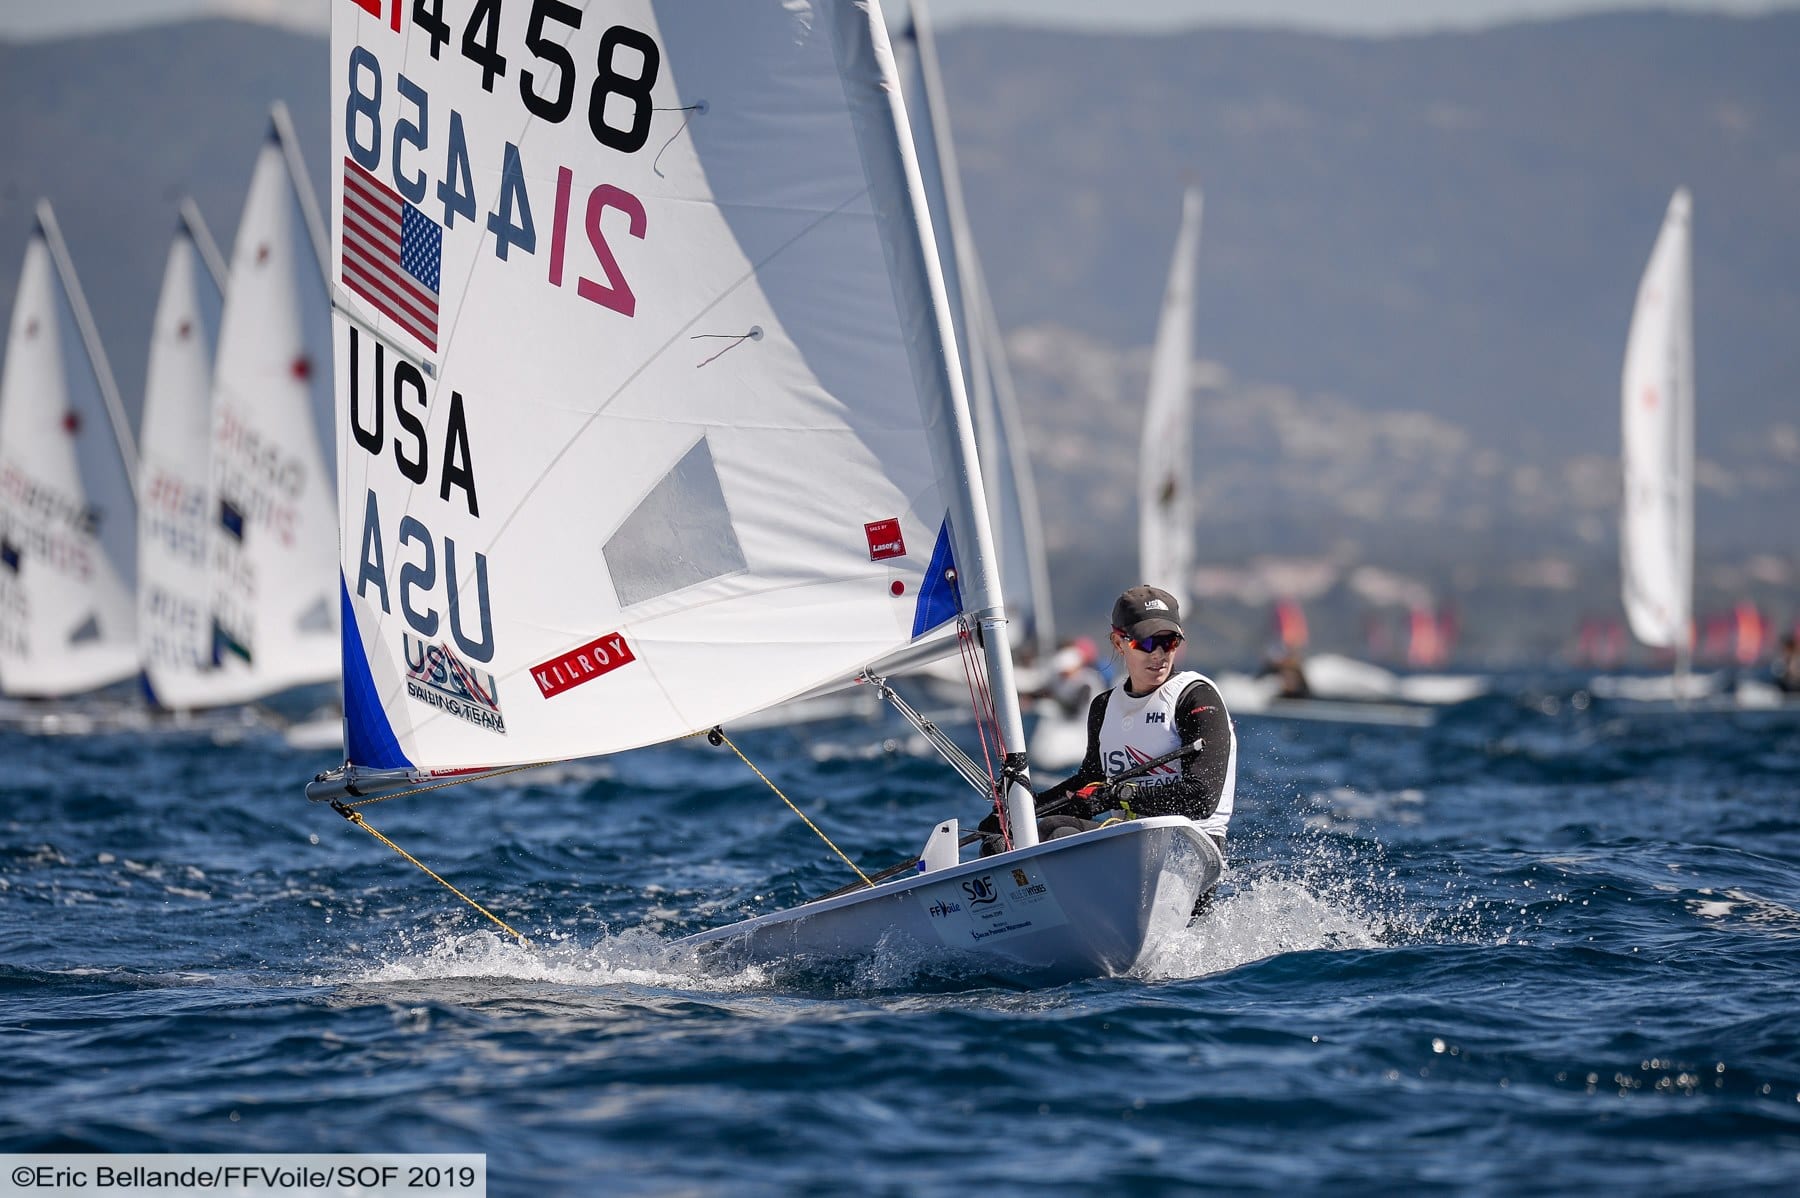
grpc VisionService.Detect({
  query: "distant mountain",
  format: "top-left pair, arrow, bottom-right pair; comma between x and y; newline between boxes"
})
2,12 -> 1796,664
924,11 -> 1800,650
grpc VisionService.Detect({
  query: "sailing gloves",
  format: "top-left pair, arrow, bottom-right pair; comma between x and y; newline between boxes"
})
1071,781 -> 1145,820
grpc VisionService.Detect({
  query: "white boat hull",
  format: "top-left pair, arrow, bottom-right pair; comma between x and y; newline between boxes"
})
679,816 -> 1222,987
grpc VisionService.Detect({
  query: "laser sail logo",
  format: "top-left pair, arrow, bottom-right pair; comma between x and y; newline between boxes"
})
405,635 -> 505,733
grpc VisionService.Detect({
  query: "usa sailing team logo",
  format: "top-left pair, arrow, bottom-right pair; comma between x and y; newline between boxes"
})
405,636 -> 504,733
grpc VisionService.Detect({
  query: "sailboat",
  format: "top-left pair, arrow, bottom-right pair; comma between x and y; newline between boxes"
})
1140,186 -> 1203,621
0,201 -> 140,714
205,107 -> 341,718
1619,188 -> 1695,679
310,0 -> 1221,987
137,200 -> 244,712
1595,188 -> 1716,705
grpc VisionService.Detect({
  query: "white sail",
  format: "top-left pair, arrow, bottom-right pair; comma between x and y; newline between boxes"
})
137,201 -> 239,709
1139,186 -> 1202,616
207,120 -> 340,701
0,203 -> 139,697
972,258 -> 1056,658
328,0 -> 1026,790
894,2 -> 1054,657
1620,187 -> 1694,656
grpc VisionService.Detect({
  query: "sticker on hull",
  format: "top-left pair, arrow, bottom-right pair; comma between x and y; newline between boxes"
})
917,866 -> 1071,947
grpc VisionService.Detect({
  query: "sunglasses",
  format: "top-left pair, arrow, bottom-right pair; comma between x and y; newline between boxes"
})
1124,632 -> 1183,654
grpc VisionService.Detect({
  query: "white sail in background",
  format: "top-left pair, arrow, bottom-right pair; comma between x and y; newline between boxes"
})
1620,188 -> 1694,658
329,0 -> 1023,780
1139,186 -> 1202,616
137,201 -> 237,709
208,118 -> 339,701
894,2 -> 1054,658
0,202 -> 139,698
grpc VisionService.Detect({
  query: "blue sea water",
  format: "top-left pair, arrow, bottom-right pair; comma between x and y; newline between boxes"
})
3,679 -> 1800,1195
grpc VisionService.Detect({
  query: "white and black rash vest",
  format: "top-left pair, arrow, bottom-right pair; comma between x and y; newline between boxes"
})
1038,669 -> 1237,842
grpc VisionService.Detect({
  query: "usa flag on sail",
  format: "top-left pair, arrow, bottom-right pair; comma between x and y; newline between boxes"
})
340,158 -> 441,351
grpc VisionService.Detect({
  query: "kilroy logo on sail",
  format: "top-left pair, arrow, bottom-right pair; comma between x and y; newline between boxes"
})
864,518 -> 905,562
532,631 -> 636,699
405,635 -> 505,733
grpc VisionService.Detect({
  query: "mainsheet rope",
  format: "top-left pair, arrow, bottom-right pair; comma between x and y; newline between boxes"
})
322,723 -> 875,941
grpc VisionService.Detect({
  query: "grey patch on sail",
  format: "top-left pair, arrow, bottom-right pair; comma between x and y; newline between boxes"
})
68,613 -> 100,644
296,595 -> 333,634
604,436 -> 747,608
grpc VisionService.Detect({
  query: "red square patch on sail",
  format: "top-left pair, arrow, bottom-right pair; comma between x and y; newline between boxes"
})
865,518 -> 906,561
532,632 -> 636,699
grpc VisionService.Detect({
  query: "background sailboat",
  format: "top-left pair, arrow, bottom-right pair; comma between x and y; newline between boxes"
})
206,106 -> 340,712
137,199 -> 239,711
312,0 -> 1218,986
0,201 -> 139,704
1613,187 -> 1702,699
1140,185 -> 1203,620
1591,188 -> 1722,704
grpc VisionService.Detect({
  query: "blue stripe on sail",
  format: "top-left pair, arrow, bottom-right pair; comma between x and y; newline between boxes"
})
341,574 -> 411,771
911,517 -> 963,638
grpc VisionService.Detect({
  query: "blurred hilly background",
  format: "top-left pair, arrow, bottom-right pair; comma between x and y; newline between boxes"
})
2,11 -> 1797,666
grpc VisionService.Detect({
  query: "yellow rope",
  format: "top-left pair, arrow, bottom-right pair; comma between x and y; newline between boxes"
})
331,802 -> 531,946
327,727 -> 867,933
710,729 -> 872,887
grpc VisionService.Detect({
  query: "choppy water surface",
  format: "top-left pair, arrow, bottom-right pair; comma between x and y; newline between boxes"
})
3,677 -> 1799,1195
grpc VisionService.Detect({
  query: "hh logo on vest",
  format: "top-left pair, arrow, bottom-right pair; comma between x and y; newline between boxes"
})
1145,711 -> 1165,724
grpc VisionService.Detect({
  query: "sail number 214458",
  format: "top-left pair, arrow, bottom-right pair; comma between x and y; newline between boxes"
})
342,12 -> 659,318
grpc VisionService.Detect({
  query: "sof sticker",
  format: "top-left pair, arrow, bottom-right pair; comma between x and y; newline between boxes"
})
917,865 -> 1070,947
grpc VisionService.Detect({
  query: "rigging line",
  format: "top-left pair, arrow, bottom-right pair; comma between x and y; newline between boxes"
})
652,101 -> 707,178
709,728 -> 872,887
330,800 -> 530,945
956,621 -> 1009,847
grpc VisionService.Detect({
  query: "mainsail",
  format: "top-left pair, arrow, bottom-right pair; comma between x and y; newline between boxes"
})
893,1 -> 1054,658
1139,186 -> 1202,616
325,0 -> 1029,833
137,201 -> 233,709
0,202 -> 139,698
1619,188 -> 1694,661
207,112 -> 340,701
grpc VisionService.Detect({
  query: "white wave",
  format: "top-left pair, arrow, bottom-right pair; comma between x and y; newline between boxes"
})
332,926 -> 773,993
1143,875 -> 1391,980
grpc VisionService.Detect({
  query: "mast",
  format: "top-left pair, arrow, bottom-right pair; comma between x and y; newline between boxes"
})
35,201 -> 138,495
270,101 -> 330,287
865,10 -> 1038,844
178,197 -> 229,293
